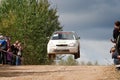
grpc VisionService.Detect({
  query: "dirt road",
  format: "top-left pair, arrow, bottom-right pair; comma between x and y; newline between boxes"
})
0,65 -> 118,80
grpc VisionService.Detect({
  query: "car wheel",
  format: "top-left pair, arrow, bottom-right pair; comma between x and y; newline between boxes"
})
77,50 -> 80,58
74,54 -> 78,59
48,54 -> 56,60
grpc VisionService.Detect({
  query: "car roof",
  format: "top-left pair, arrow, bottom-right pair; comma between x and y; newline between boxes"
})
54,31 -> 75,34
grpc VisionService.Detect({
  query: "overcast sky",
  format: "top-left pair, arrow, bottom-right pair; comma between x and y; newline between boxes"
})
48,0 -> 120,65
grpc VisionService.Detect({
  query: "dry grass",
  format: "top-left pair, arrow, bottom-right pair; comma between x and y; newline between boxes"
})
104,65 -> 120,80
113,67 -> 120,80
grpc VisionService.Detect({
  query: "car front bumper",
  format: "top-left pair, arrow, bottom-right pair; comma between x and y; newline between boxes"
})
47,46 -> 78,54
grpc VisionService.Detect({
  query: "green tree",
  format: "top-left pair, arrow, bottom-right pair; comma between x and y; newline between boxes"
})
0,0 -> 62,64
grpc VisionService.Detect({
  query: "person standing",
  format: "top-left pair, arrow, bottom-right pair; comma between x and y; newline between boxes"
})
111,21 -> 120,43
10,40 -> 19,65
16,42 -> 22,65
110,21 -> 120,65
0,35 -> 7,64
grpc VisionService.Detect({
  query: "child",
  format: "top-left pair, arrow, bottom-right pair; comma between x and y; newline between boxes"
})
110,45 -> 120,65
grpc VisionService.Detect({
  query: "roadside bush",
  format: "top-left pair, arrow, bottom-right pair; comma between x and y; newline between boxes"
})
58,55 -> 79,66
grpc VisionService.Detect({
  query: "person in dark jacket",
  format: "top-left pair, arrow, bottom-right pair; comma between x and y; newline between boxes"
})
111,21 -> 120,43
0,35 -> 7,64
110,21 -> 120,67
11,40 -> 19,65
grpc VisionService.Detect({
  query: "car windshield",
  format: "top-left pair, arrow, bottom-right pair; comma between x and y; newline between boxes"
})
51,32 -> 75,40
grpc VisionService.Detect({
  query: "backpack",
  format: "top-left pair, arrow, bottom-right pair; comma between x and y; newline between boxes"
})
0,39 -> 7,50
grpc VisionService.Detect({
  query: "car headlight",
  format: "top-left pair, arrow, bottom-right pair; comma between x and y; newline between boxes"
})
48,42 -> 56,47
69,43 -> 76,47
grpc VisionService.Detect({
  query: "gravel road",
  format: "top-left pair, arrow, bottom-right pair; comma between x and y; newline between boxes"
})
0,65 -> 118,80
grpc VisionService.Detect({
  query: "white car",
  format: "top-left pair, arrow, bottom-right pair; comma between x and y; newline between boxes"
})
47,31 -> 80,59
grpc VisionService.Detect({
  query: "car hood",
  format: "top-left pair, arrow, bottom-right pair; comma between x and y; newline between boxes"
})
48,40 -> 77,45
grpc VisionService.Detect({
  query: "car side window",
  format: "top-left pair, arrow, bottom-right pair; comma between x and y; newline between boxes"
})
52,33 -> 59,40
74,32 -> 79,40
51,32 -> 79,40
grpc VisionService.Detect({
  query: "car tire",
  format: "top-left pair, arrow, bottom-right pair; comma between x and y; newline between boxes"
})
74,54 -> 78,59
77,50 -> 80,58
48,54 -> 56,60
74,47 -> 80,59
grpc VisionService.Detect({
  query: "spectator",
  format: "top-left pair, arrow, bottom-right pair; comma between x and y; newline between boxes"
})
111,21 -> 120,43
5,36 -> 11,50
16,42 -> 22,65
0,35 -> 7,64
2,48 -> 13,65
11,40 -> 19,65
110,46 -> 120,64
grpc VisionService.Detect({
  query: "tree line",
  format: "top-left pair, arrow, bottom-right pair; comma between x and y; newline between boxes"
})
0,0 -> 62,64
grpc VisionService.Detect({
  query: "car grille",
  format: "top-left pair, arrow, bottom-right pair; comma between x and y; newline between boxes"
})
54,49 -> 69,52
56,44 -> 68,46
